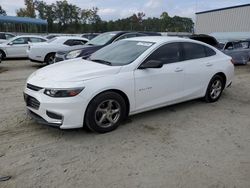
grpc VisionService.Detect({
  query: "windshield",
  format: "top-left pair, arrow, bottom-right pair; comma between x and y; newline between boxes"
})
89,40 -> 154,66
86,32 -> 116,46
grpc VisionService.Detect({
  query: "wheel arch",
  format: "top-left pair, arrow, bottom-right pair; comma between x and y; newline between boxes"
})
0,49 -> 6,58
86,89 -> 131,117
215,72 -> 227,89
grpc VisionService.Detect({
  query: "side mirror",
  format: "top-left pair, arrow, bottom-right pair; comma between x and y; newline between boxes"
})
8,42 -> 13,45
139,60 -> 163,69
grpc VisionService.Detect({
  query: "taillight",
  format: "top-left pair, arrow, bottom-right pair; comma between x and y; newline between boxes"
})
231,59 -> 235,64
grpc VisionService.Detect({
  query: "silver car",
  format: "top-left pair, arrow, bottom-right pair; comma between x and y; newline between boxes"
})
221,40 -> 250,65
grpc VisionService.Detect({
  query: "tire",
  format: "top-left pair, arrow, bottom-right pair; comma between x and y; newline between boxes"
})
0,50 -> 5,60
85,92 -> 127,133
204,75 -> 224,103
45,53 -> 55,65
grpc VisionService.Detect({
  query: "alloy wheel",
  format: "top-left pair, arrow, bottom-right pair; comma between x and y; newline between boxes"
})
210,79 -> 222,100
95,100 -> 121,128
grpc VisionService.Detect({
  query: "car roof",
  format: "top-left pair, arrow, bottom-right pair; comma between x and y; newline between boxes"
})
55,36 -> 88,40
125,36 -> 194,44
15,35 -> 45,38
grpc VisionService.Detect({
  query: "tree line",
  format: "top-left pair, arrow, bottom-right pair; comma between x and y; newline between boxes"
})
1,0 -> 194,33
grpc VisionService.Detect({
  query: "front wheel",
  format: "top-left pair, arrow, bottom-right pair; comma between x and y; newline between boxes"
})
85,92 -> 127,133
204,75 -> 224,103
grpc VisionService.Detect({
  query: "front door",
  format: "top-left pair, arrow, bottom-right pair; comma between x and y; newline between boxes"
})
134,42 -> 185,111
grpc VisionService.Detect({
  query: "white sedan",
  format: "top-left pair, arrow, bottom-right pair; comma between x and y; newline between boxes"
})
0,35 -> 47,59
24,37 -> 234,133
28,36 -> 89,64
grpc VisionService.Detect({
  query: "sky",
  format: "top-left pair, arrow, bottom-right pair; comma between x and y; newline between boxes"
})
1,0 -> 249,20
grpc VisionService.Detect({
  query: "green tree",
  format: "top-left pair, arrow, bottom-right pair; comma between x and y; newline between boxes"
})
16,0 -> 36,18
0,5 -> 7,16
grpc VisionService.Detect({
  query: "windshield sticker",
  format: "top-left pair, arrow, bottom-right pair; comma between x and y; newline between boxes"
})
137,42 -> 153,47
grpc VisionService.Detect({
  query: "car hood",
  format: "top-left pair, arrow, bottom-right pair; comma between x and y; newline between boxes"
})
28,58 -> 122,87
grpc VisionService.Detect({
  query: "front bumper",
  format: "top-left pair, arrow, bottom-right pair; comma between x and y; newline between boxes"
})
24,86 -> 88,129
27,109 -> 62,128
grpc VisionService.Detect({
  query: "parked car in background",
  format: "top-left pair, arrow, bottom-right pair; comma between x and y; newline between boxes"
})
0,32 -> 15,44
189,34 -> 219,48
0,35 -> 47,59
24,37 -> 234,133
220,40 -> 250,65
54,31 -> 161,63
28,36 -> 89,64
81,33 -> 99,40
46,34 -> 60,40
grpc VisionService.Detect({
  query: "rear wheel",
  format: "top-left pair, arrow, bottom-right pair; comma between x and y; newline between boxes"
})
45,53 -> 55,65
85,92 -> 127,133
204,75 -> 224,103
0,50 -> 6,60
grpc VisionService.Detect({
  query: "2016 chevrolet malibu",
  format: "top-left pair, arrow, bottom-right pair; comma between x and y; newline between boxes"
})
24,37 -> 234,133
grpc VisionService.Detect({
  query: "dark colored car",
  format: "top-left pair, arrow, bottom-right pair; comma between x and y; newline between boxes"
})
189,34 -> 219,48
81,33 -> 99,40
54,31 -> 161,62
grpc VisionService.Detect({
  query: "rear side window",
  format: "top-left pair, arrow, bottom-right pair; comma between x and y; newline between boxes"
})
204,46 -> 216,57
29,37 -> 46,43
64,40 -> 73,46
71,40 -> 87,45
145,43 -> 181,64
182,42 -> 206,60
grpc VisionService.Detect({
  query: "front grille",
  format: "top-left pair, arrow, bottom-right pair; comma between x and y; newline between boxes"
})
26,95 -> 40,110
27,83 -> 43,91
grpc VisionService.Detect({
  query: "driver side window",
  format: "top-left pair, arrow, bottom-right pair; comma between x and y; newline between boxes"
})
12,37 -> 28,45
145,43 -> 181,64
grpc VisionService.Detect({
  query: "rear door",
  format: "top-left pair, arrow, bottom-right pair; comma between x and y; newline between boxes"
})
180,42 -> 217,99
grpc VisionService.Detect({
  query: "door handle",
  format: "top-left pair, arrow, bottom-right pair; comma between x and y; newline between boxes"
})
206,63 -> 213,67
175,67 -> 183,72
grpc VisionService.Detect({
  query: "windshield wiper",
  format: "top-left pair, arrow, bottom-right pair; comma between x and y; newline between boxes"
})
90,59 -> 112,66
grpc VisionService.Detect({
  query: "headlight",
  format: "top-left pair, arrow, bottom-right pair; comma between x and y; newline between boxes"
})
44,87 -> 84,97
66,50 -> 82,59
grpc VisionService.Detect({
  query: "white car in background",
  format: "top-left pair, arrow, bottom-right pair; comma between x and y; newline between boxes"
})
0,35 -> 47,59
0,32 -> 15,44
28,36 -> 89,64
24,37 -> 234,133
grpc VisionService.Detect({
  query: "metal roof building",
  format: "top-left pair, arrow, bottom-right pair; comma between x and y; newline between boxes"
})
195,4 -> 250,34
0,16 -> 47,33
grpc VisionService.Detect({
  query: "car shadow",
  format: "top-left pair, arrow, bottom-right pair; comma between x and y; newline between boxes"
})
27,98 -> 205,139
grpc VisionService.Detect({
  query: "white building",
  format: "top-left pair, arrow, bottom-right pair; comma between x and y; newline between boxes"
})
195,4 -> 250,34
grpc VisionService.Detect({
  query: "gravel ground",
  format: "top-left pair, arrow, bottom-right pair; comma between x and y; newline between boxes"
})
0,60 -> 250,188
